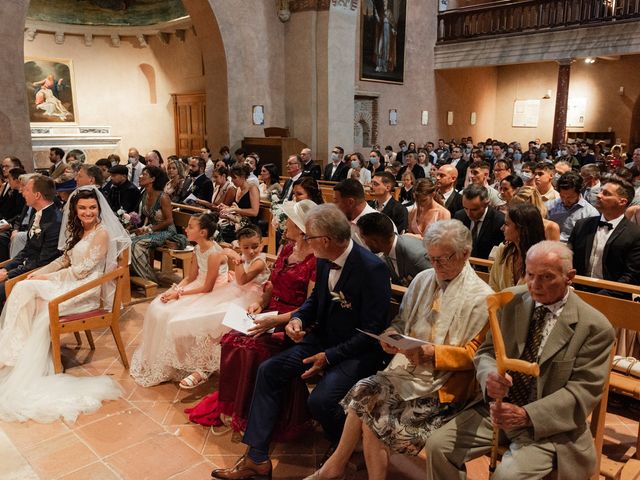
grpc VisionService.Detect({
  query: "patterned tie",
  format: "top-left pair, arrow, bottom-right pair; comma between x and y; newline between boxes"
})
471,220 -> 481,242
508,305 -> 548,406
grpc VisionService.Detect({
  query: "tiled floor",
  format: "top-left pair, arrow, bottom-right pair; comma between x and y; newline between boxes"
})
1,298 -> 638,480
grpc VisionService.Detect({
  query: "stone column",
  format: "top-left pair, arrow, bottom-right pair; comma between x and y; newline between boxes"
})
551,59 -> 573,149
0,1 -> 32,166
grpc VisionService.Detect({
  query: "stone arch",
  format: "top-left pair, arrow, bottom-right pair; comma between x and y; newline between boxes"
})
354,97 -> 377,149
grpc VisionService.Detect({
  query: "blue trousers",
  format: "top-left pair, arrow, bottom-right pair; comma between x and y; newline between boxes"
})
242,342 -> 380,453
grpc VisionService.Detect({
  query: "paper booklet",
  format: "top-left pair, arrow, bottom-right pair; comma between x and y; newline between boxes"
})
356,329 -> 428,350
222,303 -> 278,335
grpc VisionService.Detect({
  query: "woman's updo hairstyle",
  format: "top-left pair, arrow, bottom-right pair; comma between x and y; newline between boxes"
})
197,212 -> 218,239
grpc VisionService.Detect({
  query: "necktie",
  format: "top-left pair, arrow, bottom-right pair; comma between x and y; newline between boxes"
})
598,220 -> 613,231
328,261 -> 341,271
509,305 -> 548,406
471,220 -> 481,241
384,255 -> 397,278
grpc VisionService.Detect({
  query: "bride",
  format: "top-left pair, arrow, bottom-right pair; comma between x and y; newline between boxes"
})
0,186 -> 130,423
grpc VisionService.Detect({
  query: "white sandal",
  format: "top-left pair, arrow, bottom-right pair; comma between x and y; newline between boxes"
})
179,370 -> 209,389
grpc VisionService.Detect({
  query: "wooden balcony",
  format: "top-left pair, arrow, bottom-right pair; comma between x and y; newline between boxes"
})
437,0 -> 640,43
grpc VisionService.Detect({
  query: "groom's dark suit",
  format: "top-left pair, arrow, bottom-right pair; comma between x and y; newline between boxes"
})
0,203 -> 62,305
242,241 -> 391,452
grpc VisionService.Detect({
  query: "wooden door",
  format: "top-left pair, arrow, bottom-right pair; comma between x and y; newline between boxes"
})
172,93 -> 207,157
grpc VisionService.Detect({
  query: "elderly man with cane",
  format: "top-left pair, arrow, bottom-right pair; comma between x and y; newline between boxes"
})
425,241 -> 615,479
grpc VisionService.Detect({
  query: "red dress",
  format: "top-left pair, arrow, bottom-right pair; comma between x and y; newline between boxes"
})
186,243 -> 316,440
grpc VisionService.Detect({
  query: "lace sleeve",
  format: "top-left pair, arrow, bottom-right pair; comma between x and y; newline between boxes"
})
68,228 -> 109,280
37,253 -> 71,275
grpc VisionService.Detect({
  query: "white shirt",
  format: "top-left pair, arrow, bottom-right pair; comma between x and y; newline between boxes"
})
350,203 -> 378,248
534,289 -> 570,358
328,240 -> 353,291
588,213 -> 625,279
441,187 -> 454,203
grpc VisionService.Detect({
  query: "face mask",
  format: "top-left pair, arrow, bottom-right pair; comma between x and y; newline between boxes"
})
520,171 -> 533,182
128,156 -> 137,165
370,157 -> 379,165
553,173 -> 561,183
401,146 -> 408,152
351,160 -> 360,169
485,149 -> 492,156
540,152 -> 548,160
507,147 -> 514,154
465,148 -> 472,155
513,152 -> 522,162
560,149 -> 568,157
223,153 -> 230,160
331,153 -> 339,162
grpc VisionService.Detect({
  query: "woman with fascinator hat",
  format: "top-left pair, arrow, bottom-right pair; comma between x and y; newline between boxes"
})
0,186 -> 130,423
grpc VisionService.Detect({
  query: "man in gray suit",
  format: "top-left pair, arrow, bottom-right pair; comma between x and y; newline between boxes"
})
425,241 -> 615,480
356,212 -> 430,286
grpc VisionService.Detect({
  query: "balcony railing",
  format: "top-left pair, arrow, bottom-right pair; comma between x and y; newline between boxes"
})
437,0 -> 640,43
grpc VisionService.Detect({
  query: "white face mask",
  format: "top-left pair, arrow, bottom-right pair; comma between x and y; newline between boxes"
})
223,153 -> 230,160
129,156 -> 137,165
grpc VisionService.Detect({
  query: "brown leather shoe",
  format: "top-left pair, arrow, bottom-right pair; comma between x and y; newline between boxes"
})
211,454 -> 272,480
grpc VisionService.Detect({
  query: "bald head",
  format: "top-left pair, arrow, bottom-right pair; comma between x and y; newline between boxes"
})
300,148 -> 312,164
145,151 -> 160,167
436,164 -> 458,192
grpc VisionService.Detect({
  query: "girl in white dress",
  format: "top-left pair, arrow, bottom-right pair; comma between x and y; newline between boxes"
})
130,213 -> 230,387
0,187 -> 130,423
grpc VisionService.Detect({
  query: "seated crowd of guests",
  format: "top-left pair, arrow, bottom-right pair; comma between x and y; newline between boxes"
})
0,136 -> 634,479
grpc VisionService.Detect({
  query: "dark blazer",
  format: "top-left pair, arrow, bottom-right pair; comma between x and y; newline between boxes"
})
180,174 -> 213,202
396,164 -> 425,181
107,180 -> 141,213
5,203 -> 62,278
323,162 -> 348,182
454,206 -> 504,259
568,216 -> 640,297
449,158 -> 469,191
384,234 -> 431,286
368,197 -> 409,234
444,189 -> 463,217
302,160 -> 322,180
296,242 -> 391,367
279,177 -> 296,201
0,188 -> 25,224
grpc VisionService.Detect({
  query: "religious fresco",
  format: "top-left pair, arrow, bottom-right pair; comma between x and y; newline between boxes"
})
360,0 -> 406,84
25,58 -> 77,124
27,0 -> 187,26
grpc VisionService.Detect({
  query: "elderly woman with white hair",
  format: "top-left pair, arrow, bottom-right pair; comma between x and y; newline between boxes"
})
306,219 -> 493,480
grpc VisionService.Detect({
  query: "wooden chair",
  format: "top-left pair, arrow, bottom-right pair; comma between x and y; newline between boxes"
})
47,251 -> 130,373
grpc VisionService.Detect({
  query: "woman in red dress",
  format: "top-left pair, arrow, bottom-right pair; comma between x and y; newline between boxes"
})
186,200 -> 317,439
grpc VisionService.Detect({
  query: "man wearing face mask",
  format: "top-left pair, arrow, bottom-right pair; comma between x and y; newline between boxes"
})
555,145 -> 580,170
519,161 -> 536,187
324,146 -> 348,182
219,146 -> 232,167
397,140 -> 409,165
126,147 -> 145,188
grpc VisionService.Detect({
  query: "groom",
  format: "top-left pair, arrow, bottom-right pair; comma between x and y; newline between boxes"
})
212,204 -> 392,480
0,175 -> 62,306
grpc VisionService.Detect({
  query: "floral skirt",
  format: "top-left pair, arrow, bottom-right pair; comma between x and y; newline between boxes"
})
340,374 -> 458,456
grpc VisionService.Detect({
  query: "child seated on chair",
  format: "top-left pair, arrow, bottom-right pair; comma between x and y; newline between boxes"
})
130,220 -> 269,389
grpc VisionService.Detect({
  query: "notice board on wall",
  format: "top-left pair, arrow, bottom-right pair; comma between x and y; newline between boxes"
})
512,99 -> 540,128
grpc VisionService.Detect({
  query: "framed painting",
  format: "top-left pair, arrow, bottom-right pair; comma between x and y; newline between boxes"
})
24,57 -> 77,124
360,0 -> 406,84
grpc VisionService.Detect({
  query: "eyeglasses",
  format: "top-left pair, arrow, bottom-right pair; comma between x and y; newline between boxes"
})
427,252 -> 457,265
303,235 -> 328,242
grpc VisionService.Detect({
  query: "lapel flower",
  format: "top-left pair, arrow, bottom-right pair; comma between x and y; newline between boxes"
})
330,290 -> 352,310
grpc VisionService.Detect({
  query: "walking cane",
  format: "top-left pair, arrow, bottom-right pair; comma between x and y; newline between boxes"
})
486,292 -> 540,478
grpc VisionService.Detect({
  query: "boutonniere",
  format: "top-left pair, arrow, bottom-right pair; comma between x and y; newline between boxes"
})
32,226 -> 42,236
330,290 -> 352,310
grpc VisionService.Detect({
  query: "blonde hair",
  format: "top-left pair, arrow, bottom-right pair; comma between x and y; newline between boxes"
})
511,186 -> 548,218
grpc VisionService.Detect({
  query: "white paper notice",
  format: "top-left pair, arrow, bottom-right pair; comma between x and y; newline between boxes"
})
222,303 -> 278,335
183,193 -> 199,203
357,329 -> 428,350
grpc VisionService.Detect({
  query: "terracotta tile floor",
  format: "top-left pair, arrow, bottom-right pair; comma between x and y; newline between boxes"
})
1,299 -> 638,480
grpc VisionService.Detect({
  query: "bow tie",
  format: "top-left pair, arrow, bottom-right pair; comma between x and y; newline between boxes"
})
328,261 -> 342,271
598,220 -> 614,231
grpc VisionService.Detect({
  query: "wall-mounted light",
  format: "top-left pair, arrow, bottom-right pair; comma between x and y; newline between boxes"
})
584,57 -> 596,64
542,89 -> 552,99
619,86 -> 625,96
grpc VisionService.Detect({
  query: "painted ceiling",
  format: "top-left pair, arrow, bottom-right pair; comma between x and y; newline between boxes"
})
27,0 -> 187,26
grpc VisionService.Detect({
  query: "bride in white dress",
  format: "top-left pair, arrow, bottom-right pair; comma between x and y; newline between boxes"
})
0,187 -> 130,423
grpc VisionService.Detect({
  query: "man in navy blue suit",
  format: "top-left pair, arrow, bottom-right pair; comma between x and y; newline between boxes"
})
212,204 -> 392,480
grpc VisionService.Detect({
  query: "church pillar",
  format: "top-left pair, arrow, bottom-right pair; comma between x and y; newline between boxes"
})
551,59 -> 573,149
0,1 -> 32,166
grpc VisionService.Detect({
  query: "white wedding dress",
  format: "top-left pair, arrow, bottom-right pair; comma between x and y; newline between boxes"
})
0,224 -> 122,423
